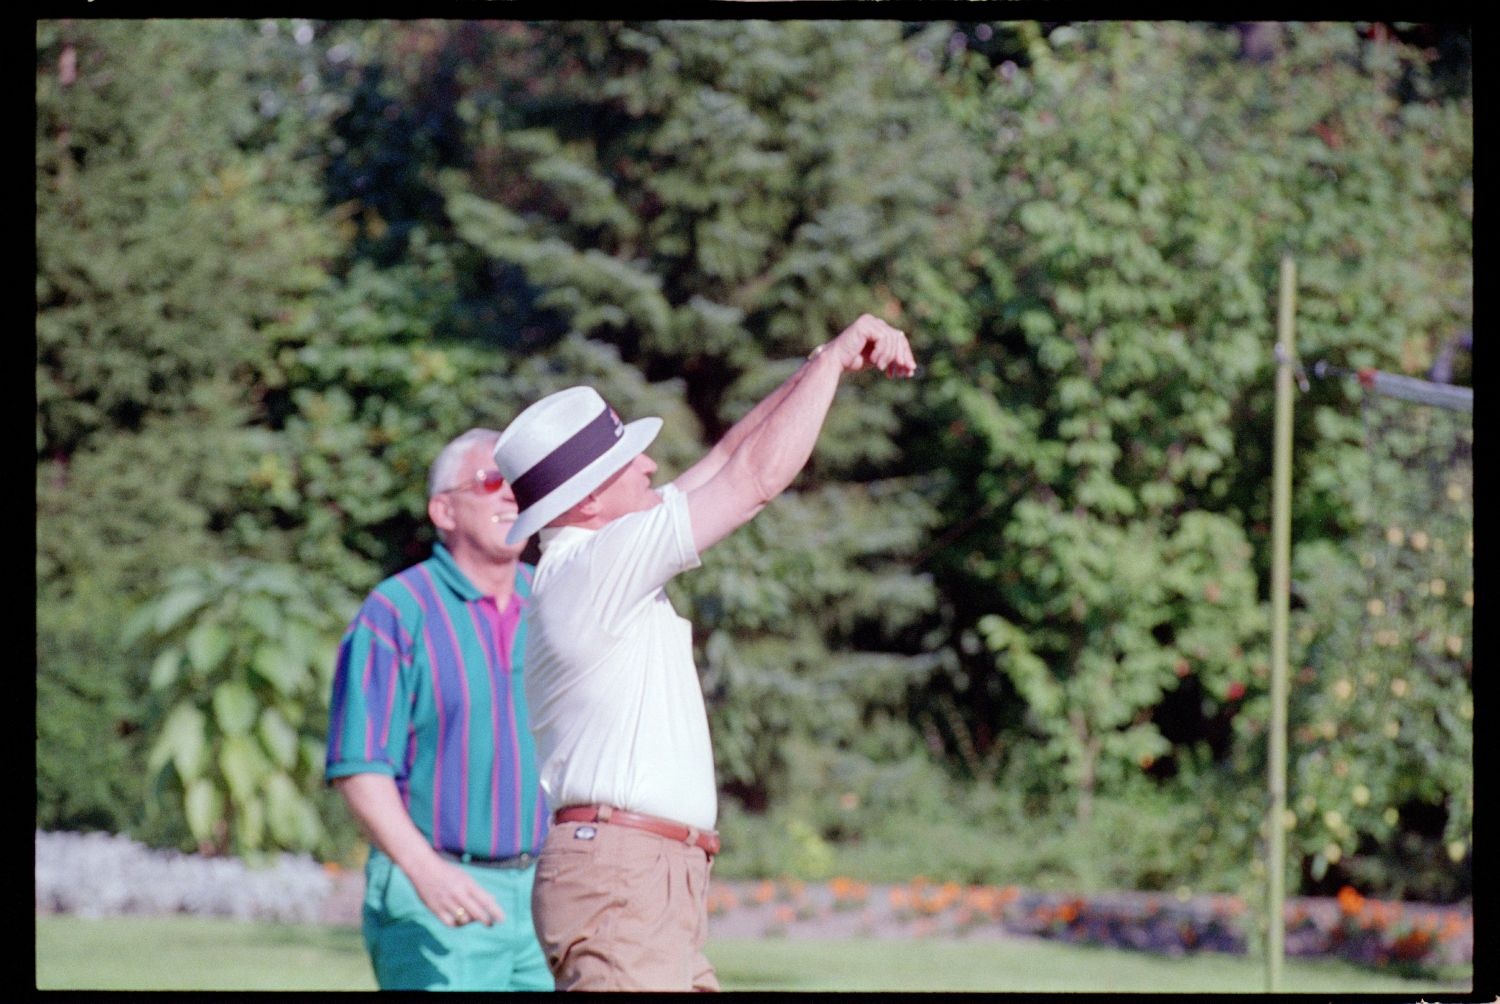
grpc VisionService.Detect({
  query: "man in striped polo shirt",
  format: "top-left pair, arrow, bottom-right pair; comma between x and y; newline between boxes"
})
326,428 -> 551,991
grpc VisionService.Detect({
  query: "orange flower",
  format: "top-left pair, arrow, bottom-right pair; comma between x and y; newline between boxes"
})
753,880 -> 776,905
707,888 -> 739,914
1365,900 -> 1396,929
1210,894 -> 1245,917
827,877 -> 869,905
1389,927 -> 1434,960
1336,885 -> 1366,917
912,881 -> 961,915
772,905 -> 796,925
964,886 -> 997,913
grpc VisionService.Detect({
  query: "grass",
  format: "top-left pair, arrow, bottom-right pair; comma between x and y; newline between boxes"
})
35,915 -> 379,992
707,937 -> 1472,993
34,915 -> 1472,994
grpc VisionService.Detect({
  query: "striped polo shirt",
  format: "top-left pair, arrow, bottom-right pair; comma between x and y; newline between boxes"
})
325,544 -> 548,859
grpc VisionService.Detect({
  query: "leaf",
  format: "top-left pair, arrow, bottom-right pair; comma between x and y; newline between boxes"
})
148,648 -> 183,691
186,622 -> 234,675
148,702 -> 209,781
257,707 -> 299,768
183,777 -> 224,844
219,733 -> 270,804
238,594 -> 281,638
282,621 -> 323,677
235,795 -> 266,852
241,564 -> 302,599
212,681 -> 259,736
250,643 -> 304,696
152,585 -> 210,636
264,771 -> 322,849
120,603 -> 158,649
299,736 -> 326,774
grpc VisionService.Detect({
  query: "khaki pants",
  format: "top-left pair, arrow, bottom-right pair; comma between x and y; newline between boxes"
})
531,818 -> 719,991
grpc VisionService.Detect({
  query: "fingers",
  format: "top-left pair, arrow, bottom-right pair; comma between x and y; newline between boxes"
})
858,319 -> 917,379
879,330 -> 918,378
827,314 -> 919,378
475,892 -> 505,926
450,887 -> 504,926
427,867 -> 505,927
445,897 -> 503,927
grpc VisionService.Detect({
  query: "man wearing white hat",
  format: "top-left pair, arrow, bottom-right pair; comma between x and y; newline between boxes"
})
493,313 -> 917,991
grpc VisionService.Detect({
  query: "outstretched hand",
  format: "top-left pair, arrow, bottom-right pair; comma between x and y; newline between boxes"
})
822,314 -> 918,379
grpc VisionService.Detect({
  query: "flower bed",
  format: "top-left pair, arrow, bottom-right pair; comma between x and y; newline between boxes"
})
707,877 -> 1471,974
36,832 -> 1468,976
34,830 -> 334,924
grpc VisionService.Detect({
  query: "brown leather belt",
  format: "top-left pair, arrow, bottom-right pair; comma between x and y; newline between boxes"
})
554,804 -> 721,856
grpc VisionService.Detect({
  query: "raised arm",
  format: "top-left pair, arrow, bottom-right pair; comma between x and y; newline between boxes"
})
683,314 -> 915,552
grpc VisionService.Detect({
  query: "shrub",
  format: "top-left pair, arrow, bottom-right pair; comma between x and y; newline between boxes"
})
36,583 -> 150,836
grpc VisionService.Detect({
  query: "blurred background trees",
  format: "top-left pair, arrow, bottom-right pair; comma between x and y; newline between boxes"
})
36,19 -> 1470,904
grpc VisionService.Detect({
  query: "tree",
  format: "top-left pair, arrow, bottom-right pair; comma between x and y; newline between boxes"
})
1288,393 -> 1472,900
36,18 -> 339,841
416,20 -> 983,807
915,21 -> 1470,892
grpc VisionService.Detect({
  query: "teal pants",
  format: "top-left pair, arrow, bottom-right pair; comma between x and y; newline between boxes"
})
362,847 -> 553,991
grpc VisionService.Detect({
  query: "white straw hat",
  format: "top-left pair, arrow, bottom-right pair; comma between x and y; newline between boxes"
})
493,386 -> 662,545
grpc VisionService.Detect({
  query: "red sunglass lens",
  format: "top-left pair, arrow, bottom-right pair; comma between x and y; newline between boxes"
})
478,470 -> 505,493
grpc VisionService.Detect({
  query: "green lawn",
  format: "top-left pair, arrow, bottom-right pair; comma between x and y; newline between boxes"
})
34,915 -> 1472,994
707,936 -> 1471,993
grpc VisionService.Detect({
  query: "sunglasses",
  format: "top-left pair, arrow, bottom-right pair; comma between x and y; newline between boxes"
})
439,468 -> 506,495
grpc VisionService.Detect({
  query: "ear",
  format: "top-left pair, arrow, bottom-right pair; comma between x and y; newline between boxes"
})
554,492 -> 602,527
428,495 -> 456,534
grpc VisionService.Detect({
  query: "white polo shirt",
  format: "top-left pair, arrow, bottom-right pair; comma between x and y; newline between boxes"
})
524,483 -> 718,831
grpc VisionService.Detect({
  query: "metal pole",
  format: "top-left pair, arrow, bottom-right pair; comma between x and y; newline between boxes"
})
1266,254 -> 1296,991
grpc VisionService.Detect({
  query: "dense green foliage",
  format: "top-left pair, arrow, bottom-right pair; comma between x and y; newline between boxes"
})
1289,396 -> 1472,899
36,19 -> 1470,904
904,21 -> 1473,900
37,19 -> 338,844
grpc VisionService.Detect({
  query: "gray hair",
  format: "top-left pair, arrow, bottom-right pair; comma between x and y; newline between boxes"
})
427,427 -> 502,499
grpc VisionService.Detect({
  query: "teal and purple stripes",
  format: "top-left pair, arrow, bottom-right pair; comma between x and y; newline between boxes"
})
326,545 -> 547,859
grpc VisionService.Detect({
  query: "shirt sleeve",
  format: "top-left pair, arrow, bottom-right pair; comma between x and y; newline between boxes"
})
325,590 -> 414,782
571,482 -> 702,635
